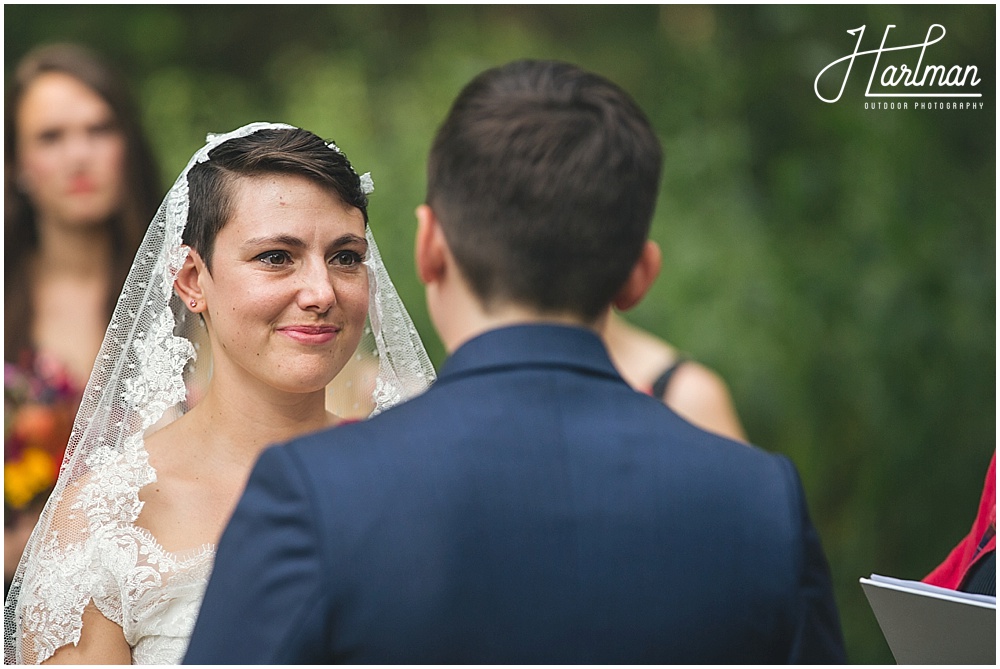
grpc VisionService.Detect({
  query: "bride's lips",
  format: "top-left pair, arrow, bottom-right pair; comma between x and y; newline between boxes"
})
277,324 -> 340,345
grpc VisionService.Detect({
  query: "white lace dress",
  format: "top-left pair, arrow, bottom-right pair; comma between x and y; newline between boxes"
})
15,433 -> 214,665
7,123 -> 437,666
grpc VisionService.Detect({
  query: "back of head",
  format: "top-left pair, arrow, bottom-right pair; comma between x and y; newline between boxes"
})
184,127 -> 370,269
426,59 -> 662,322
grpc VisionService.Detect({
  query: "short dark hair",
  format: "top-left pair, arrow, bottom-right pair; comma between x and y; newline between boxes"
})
184,127 -> 369,269
426,59 -> 662,322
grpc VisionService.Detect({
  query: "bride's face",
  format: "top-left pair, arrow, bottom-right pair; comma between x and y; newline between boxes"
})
198,173 -> 369,396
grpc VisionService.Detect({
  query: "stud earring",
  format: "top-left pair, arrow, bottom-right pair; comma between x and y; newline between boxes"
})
190,300 -> 198,308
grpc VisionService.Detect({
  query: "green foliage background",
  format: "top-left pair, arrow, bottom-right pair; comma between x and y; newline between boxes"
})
6,5 -> 995,663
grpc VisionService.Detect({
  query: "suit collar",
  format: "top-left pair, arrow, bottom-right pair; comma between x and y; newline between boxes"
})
437,324 -> 623,384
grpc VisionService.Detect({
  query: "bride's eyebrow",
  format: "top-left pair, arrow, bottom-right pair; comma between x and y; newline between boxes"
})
241,234 -> 306,249
327,234 -> 368,252
240,233 -> 368,252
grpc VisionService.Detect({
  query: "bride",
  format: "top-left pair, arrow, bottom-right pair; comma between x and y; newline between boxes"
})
3,123 -> 436,664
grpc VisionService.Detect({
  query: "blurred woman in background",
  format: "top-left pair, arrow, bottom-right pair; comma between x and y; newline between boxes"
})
4,43 -> 160,594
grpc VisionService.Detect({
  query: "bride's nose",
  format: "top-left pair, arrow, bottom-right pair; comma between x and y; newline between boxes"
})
296,260 -> 337,313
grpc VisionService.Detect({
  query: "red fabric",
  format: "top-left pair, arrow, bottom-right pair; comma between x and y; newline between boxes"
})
923,452 -> 996,590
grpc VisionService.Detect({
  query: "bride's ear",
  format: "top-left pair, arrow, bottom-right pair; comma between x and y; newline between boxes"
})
173,247 -> 208,314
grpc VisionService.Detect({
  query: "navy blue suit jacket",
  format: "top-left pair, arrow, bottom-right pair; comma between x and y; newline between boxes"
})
185,325 -> 845,663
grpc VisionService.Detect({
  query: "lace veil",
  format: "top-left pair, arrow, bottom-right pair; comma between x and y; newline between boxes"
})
3,122 -> 437,663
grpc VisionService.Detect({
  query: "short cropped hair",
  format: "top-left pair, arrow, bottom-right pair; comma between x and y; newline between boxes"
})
426,59 -> 662,322
184,127 -> 369,269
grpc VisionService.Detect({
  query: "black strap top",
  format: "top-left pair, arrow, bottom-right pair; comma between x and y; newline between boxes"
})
651,357 -> 689,401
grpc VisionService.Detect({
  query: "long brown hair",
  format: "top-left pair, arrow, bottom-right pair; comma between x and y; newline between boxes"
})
4,43 -> 161,362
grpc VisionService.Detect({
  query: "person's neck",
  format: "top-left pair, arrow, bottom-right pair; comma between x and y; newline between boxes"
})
431,278 -> 606,354
187,370 -> 332,466
33,217 -> 112,278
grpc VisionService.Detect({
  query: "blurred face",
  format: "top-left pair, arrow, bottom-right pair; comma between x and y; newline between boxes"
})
15,72 -> 126,230
198,173 -> 369,396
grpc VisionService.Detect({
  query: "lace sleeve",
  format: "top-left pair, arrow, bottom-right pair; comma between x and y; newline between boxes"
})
14,479 -> 121,663
13,433 -> 157,664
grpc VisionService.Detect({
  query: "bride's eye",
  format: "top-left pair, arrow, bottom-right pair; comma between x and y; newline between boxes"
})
255,250 -> 292,266
331,251 -> 364,267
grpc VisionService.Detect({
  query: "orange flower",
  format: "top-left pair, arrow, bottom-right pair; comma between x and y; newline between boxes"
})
14,403 -> 59,448
4,447 -> 56,509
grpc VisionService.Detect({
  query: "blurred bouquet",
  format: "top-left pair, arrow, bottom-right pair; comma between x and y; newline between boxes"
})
4,355 -> 79,511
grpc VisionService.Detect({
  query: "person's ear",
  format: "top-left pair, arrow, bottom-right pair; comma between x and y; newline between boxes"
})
415,204 -> 448,286
613,240 -> 662,311
173,247 -> 209,314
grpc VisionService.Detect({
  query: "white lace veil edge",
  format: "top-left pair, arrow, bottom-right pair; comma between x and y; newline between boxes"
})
3,122 -> 436,664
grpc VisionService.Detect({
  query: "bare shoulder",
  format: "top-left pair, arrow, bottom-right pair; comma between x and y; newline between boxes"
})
667,361 -> 731,403
140,417 -> 197,498
664,361 -> 749,443
135,417 -> 218,551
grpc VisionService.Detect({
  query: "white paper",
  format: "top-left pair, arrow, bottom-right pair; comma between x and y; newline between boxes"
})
867,573 -> 997,607
860,573 -> 996,664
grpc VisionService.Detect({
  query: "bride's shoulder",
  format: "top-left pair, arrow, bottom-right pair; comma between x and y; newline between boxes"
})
137,417 -> 204,512
140,420 -> 183,482
143,408 -> 216,477
135,418 -> 217,551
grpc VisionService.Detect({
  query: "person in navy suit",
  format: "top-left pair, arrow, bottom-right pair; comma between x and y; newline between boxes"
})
184,59 -> 846,664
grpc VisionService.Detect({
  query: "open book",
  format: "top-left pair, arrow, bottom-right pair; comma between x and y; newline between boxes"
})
860,574 -> 995,664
